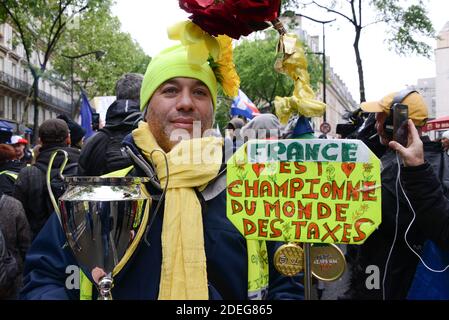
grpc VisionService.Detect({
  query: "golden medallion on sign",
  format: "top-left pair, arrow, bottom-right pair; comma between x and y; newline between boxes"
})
310,243 -> 346,282
274,242 -> 304,277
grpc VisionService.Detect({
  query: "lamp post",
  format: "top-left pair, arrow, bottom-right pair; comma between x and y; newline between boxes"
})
62,50 -> 105,117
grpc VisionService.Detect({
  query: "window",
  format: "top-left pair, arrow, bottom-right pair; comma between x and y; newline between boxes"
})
38,106 -> 44,124
11,99 -> 17,120
6,98 -> 11,118
12,63 -> 16,78
17,100 -> 22,122
0,96 -> 4,118
0,24 -> 4,43
12,31 -> 18,51
28,107 -> 34,124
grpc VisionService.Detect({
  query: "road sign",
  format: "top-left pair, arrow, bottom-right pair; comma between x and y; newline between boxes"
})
320,122 -> 331,134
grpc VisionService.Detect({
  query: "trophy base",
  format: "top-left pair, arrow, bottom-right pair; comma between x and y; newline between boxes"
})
97,275 -> 113,300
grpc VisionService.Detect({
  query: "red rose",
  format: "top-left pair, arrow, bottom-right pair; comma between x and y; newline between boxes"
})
179,0 -> 280,39
232,0 -> 281,23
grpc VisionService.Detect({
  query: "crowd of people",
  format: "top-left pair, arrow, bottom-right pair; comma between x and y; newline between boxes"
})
1,41 -> 449,300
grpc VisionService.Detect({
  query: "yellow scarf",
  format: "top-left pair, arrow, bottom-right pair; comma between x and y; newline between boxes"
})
133,121 -> 222,300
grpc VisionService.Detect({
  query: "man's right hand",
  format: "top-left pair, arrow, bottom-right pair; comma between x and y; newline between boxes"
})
388,119 -> 424,167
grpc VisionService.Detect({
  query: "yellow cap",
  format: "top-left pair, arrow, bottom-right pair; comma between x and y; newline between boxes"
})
360,91 -> 428,127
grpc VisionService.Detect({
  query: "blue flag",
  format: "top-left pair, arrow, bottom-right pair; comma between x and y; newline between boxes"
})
80,91 -> 94,139
230,89 -> 260,120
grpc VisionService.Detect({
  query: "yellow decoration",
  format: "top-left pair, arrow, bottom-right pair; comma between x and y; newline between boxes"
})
168,21 -> 240,98
274,33 -> 326,124
215,35 -> 240,98
168,21 -> 219,65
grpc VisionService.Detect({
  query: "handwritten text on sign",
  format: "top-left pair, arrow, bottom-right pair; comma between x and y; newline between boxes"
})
227,139 -> 381,244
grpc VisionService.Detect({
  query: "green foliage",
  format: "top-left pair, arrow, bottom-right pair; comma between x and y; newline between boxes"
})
0,0 -> 106,140
305,48 -> 323,91
214,94 -> 233,134
234,32 -> 293,112
53,4 -> 150,98
0,0 -> 105,72
371,1 -> 435,57
0,0 -> 150,124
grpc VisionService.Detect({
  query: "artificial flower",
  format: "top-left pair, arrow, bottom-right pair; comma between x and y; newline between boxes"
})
274,34 -> 326,124
179,0 -> 281,39
232,0 -> 281,22
168,20 -> 219,65
168,21 -> 240,97
212,35 -> 240,97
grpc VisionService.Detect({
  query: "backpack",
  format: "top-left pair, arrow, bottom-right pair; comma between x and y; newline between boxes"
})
99,127 -> 132,173
34,161 -> 78,214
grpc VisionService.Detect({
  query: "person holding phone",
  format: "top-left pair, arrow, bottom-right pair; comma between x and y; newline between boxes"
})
389,120 -> 449,299
343,90 -> 449,300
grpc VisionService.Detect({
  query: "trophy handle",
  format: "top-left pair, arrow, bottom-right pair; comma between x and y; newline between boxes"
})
46,149 -> 69,223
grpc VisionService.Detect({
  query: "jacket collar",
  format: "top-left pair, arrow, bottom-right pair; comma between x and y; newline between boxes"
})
124,131 -> 229,201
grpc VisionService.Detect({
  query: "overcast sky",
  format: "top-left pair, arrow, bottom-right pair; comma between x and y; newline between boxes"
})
111,0 -> 449,103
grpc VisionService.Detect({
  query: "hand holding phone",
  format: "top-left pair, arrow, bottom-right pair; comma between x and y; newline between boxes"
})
392,103 -> 409,147
389,120 -> 424,167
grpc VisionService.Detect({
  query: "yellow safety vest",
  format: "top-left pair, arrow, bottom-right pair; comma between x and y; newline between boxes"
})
0,170 -> 18,180
79,165 -> 268,300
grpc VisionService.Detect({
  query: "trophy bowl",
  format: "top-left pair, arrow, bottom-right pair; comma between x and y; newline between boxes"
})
58,176 -> 151,300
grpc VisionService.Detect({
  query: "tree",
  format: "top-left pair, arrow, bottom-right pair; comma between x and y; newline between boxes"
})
215,94 -> 233,134
233,30 -> 322,111
285,0 -> 435,102
52,4 -> 151,101
0,0 -> 104,142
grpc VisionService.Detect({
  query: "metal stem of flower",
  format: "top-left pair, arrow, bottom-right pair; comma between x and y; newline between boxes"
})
271,18 -> 286,35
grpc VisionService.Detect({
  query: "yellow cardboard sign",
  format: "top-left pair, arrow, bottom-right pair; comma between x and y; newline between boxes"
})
226,139 -> 382,244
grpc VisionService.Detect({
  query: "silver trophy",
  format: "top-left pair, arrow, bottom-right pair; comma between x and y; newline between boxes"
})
47,150 -> 151,300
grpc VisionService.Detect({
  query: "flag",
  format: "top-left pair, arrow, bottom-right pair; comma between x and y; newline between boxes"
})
230,89 -> 260,120
80,91 -> 94,139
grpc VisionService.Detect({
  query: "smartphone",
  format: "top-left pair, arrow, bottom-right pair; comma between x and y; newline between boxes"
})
392,103 -> 409,147
91,113 -> 100,131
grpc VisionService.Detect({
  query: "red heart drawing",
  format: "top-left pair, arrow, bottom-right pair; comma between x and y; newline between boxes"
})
341,163 -> 356,178
252,163 -> 265,178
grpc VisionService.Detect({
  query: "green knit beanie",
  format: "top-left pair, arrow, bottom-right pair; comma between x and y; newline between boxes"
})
140,44 -> 217,111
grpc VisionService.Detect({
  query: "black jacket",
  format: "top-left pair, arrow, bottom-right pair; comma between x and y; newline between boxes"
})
78,99 -> 140,176
347,137 -> 449,300
0,228 -> 18,298
0,160 -> 25,196
0,194 -> 30,299
13,144 -> 80,239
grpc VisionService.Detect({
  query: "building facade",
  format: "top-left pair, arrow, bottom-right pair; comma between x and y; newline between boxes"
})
0,22 -> 72,139
435,21 -> 449,119
408,77 -> 436,118
311,64 -> 358,138
414,21 -> 449,119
